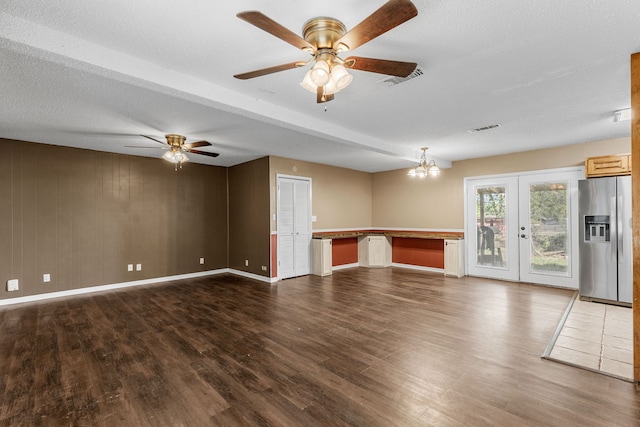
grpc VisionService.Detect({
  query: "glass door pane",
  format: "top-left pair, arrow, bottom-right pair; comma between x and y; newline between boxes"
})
476,186 -> 507,268
466,176 -> 519,281
518,170 -> 581,288
528,182 -> 569,275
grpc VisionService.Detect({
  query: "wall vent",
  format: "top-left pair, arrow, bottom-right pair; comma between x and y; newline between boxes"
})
381,67 -> 424,87
468,124 -> 501,133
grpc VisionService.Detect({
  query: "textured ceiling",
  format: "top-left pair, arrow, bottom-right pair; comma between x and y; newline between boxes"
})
1,0 -> 638,172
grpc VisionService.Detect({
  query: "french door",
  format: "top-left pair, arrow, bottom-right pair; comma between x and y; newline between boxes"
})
277,175 -> 312,279
465,169 -> 582,288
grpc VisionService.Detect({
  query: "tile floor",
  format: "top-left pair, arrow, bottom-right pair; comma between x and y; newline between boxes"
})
547,295 -> 633,381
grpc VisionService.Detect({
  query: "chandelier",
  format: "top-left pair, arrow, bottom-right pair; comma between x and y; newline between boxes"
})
408,147 -> 440,178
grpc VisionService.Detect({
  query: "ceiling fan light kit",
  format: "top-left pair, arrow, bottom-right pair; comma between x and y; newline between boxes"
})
163,147 -> 189,164
235,0 -> 419,103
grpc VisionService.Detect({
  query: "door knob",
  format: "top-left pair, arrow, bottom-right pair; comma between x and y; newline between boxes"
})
520,234 -> 528,238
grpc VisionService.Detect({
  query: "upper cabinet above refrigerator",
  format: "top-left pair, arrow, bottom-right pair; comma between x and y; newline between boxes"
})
585,153 -> 632,178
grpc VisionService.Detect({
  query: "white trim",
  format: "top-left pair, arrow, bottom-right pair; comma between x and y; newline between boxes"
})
332,262 -> 360,271
228,269 -> 278,284
0,269 -> 227,306
463,166 -> 584,183
313,227 -> 464,233
0,269 -> 278,306
373,227 -> 464,233
391,263 -> 444,274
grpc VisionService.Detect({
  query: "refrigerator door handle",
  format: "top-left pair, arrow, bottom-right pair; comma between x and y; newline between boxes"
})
610,196 -> 617,263
617,195 -> 623,259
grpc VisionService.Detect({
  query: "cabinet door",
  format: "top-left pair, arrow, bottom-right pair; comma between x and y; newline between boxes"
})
585,154 -> 630,178
368,237 -> 384,266
444,240 -> 465,277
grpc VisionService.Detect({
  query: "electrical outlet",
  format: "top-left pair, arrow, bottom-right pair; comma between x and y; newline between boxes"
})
245,259 -> 249,267
199,257 -> 205,265
136,264 -> 142,271
7,279 -> 19,292
43,274 -> 51,283
128,264 -> 134,272
261,266 -> 267,271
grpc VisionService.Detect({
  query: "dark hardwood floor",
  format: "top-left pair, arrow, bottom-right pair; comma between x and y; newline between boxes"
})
1,268 -> 639,426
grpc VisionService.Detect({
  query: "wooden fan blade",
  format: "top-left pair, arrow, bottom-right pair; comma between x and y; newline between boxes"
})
234,61 -> 306,80
237,11 -> 314,51
189,149 -> 220,158
140,135 -> 166,145
184,140 -> 211,149
345,56 -> 417,77
335,0 -> 418,52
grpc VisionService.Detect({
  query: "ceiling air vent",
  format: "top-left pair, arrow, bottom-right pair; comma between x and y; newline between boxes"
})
381,67 -> 424,87
468,124 -> 501,133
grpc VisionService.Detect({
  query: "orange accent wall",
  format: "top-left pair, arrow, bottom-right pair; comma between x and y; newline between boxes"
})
271,234 -> 277,278
392,237 -> 444,268
332,238 -> 358,266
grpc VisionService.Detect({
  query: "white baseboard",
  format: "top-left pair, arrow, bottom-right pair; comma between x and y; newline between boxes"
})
0,268 -> 278,306
332,263 -> 360,271
391,263 -> 444,274
228,269 -> 278,284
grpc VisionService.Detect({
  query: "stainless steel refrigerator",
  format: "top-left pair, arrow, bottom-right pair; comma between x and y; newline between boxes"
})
578,176 -> 632,304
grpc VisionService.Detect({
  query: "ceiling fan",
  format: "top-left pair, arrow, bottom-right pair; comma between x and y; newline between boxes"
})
128,134 -> 219,170
234,0 -> 419,103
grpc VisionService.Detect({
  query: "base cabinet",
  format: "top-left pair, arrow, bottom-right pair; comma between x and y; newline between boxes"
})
358,235 -> 392,268
444,239 -> 465,277
312,239 -> 332,276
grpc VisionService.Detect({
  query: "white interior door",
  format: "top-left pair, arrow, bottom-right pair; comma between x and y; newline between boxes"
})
277,175 -> 311,279
465,168 -> 581,288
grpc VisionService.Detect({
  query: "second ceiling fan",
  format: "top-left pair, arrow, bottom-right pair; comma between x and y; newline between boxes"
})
234,0 -> 419,103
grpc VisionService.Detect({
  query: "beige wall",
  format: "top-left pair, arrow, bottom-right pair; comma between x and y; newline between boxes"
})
0,139 -> 228,300
269,156 -> 373,231
372,137 -> 631,230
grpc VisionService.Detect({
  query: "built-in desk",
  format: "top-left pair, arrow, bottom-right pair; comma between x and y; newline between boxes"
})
311,230 -> 465,276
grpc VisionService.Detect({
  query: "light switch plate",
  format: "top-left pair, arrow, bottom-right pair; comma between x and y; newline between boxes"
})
127,264 -> 134,272
136,264 -> 142,271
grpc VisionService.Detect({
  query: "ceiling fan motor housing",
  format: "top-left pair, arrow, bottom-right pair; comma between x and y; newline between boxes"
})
302,17 -> 347,51
165,133 -> 186,147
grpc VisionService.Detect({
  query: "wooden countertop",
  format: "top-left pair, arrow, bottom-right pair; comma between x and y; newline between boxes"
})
312,230 -> 464,240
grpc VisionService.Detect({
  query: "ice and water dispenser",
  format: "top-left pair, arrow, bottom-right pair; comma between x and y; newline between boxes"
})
584,215 -> 609,243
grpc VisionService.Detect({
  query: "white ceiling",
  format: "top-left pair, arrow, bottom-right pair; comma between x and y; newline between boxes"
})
1,0 -> 638,172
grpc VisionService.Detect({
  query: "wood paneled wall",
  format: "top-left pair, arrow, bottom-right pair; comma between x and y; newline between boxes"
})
228,157 -> 270,276
631,53 -> 640,383
0,139 -> 228,300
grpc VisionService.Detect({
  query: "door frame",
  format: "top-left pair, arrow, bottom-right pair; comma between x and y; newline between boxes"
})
276,174 -> 312,280
463,166 -> 583,287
